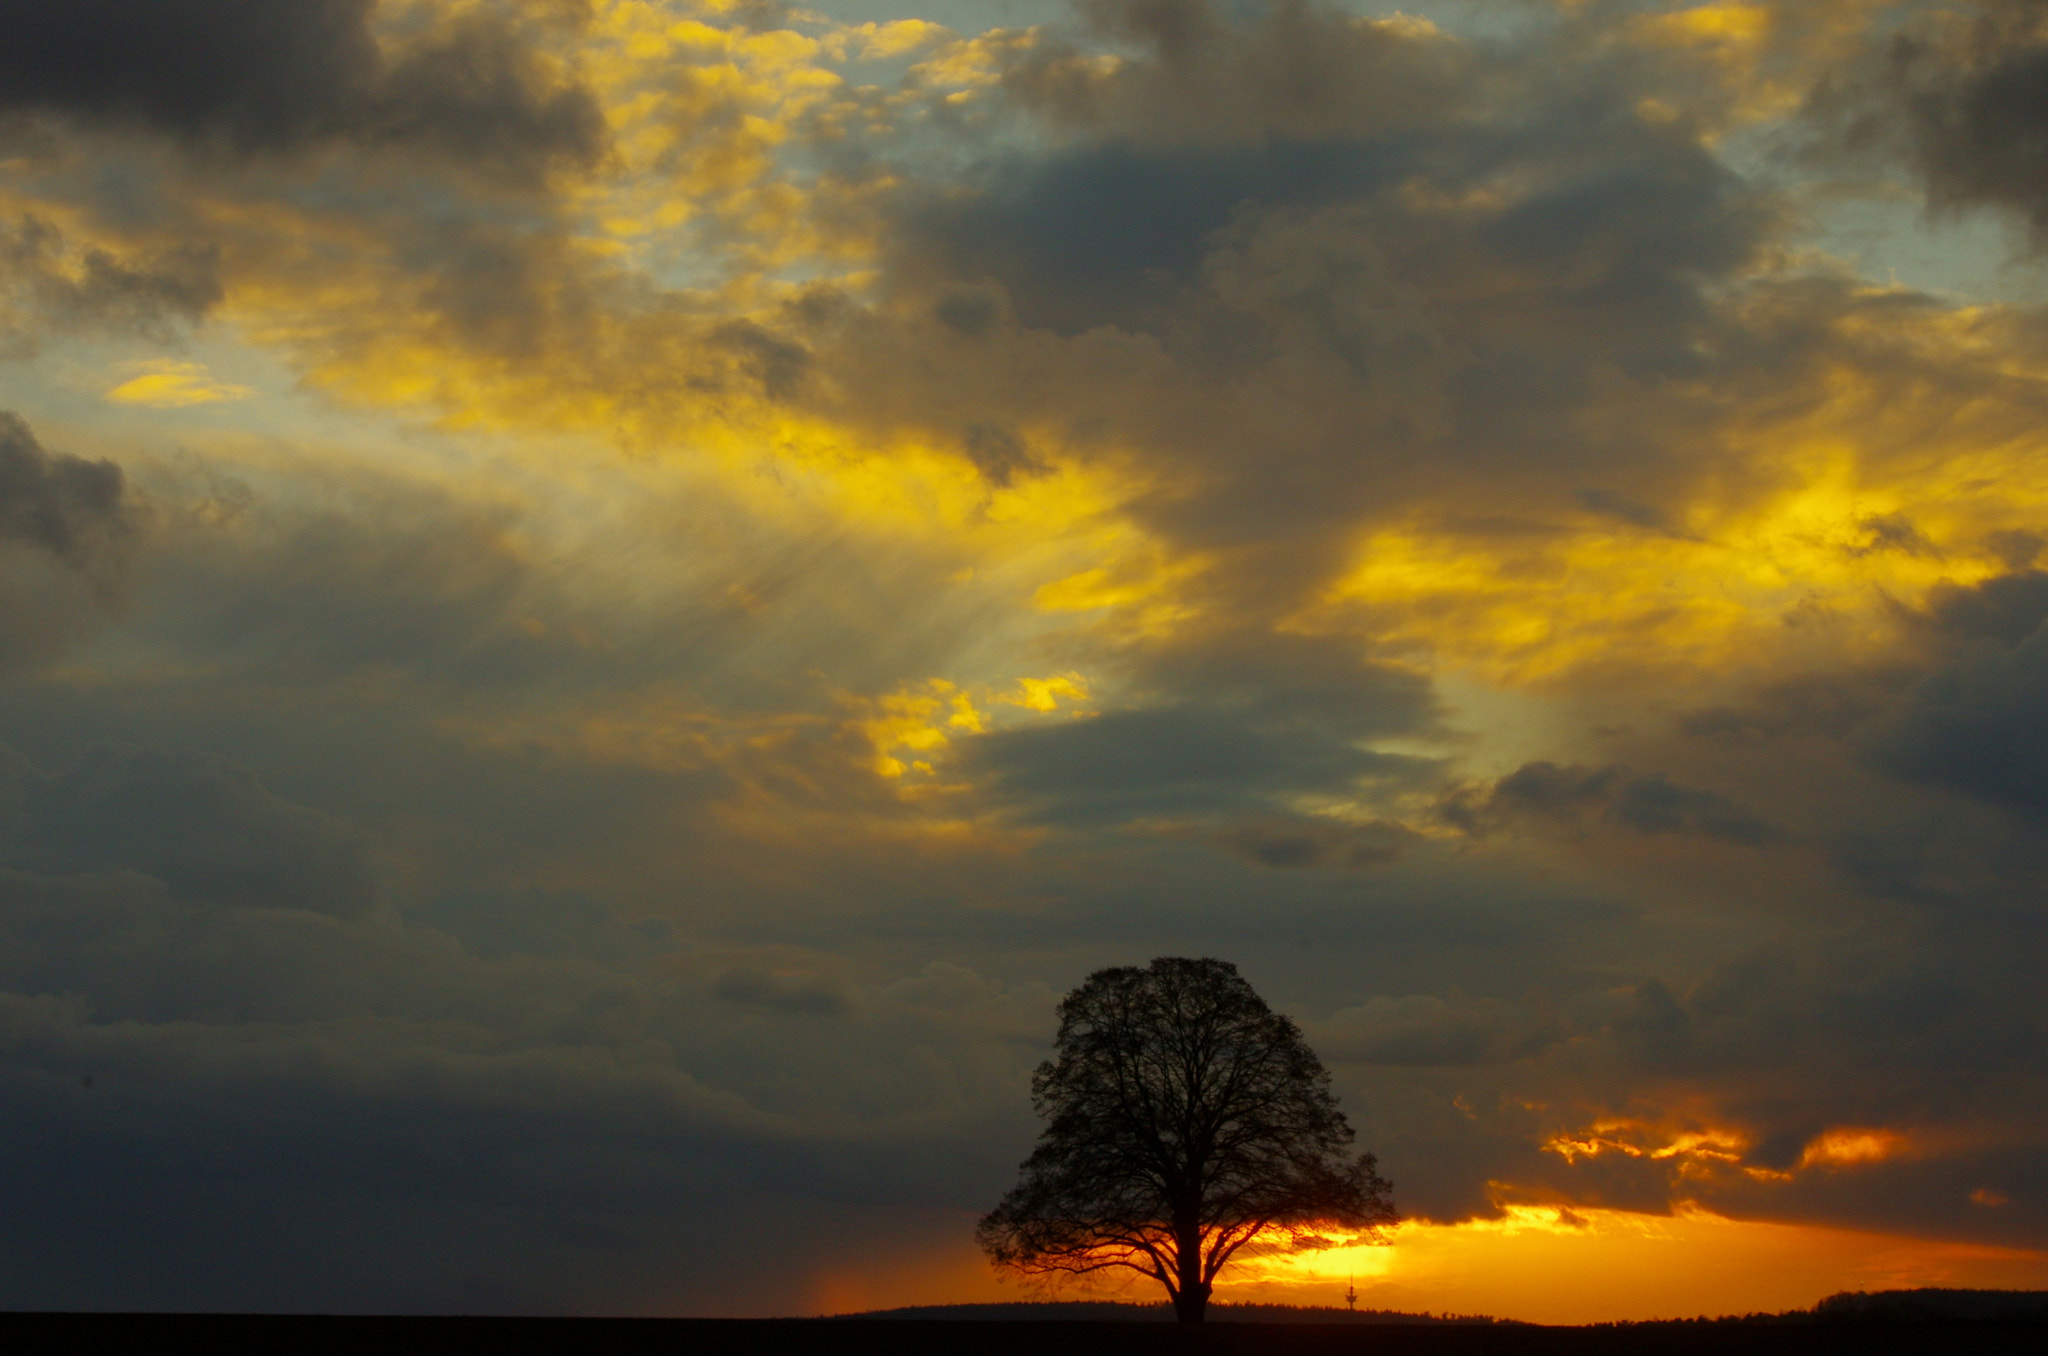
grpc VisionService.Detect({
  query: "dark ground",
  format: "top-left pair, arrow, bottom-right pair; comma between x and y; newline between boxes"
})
0,1314 -> 2041,1354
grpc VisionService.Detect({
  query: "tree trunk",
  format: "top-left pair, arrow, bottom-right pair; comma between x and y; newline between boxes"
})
1172,1217 -> 1210,1322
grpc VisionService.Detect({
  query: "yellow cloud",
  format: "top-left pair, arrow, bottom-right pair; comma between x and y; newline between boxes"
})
103,360 -> 254,408
1031,550 -> 1208,639
860,682 -> 963,778
856,674 -> 1096,778
1652,3 -> 1772,45
1311,392 -> 2048,693
997,673 -> 1090,713
822,19 -> 952,64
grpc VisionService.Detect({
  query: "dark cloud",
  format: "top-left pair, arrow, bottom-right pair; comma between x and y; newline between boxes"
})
1005,0 -> 1470,144
0,0 -> 378,147
1866,614 -> 2048,818
1264,874 -> 2046,1234
1850,510 -> 1937,559
0,413 -> 136,670
1441,761 -> 1781,847
961,625 -> 1438,826
964,694 -> 1436,828
1206,816 -> 1415,870
959,423 -> 1044,486
964,705 -> 1419,824
0,828 -> 1052,1310
1923,568 -> 2048,645
1826,568 -> 2048,819
1660,570 -> 2048,903
1135,628 -> 1439,735
931,288 -> 1000,339
1,215 -> 220,354
1678,673 -> 1900,746
715,967 -> 855,1017
894,0 -> 1768,356
368,9 -> 606,181
1305,892 -> 2048,1227
1538,921 -> 2048,1239
847,6 -> 1786,622
1311,993 -> 1562,1069
1879,0 -> 2048,234
895,138 -> 1406,335
1984,527 -> 2044,570
1578,487 -> 1683,536
0,411 -> 130,567
164,503 -> 533,685
2,743 -> 377,916
712,319 -> 812,401
415,888 -> 676,965
0,0 -> 602,179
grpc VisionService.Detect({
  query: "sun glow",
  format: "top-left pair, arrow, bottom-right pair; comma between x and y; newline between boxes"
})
1217,1206 -> 2048,1325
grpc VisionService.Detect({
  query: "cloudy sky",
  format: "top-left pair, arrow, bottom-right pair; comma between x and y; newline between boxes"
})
5,0 -> 2048,1321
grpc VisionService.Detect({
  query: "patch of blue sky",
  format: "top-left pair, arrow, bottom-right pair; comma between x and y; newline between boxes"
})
1806,191 -> 2047,305
803,0 -> 1538,42
802,0 -> 1068,32
1710,115 -> 2048,305
0,325 -> 485,497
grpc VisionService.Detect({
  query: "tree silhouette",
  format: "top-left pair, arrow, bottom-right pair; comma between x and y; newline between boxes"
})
978,957 -> 1398,1322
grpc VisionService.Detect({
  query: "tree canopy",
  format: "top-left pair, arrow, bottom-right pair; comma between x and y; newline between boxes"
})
977,957 -> 1398,1322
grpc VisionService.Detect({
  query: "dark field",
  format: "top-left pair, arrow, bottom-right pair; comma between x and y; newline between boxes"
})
0,1313 -> 2040,1354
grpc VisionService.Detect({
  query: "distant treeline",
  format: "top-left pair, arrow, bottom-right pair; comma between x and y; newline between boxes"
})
1810,1289 -> 2048,1323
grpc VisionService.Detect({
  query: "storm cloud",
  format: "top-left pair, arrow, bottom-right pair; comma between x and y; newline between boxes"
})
1442,761 -> 1782,847
0,413 -> 136,669
1,217 -> 220,355
1841,0 -> 2048,235
2,743 -> 379,916
1867,571 -> 2048,818
0,0 -> 603,178
0,412 -> 129,565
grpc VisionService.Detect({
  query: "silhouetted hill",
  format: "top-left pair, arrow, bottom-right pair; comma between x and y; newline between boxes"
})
845,1301 -> 1512,1324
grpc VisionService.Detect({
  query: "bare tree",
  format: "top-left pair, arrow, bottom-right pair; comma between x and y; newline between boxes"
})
978,957 -> 1398,1322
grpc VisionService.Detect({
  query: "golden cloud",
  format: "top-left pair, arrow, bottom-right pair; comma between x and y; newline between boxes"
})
103,360 -> 253,407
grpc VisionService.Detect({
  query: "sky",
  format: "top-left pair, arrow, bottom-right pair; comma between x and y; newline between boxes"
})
4,0 -> 2048,1323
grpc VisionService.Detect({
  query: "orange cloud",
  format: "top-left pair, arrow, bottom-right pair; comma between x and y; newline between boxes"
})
1798,1127 -> 1914,1170
1544,1117 -> 1930,1187
1544,1119 -> 1750,1169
